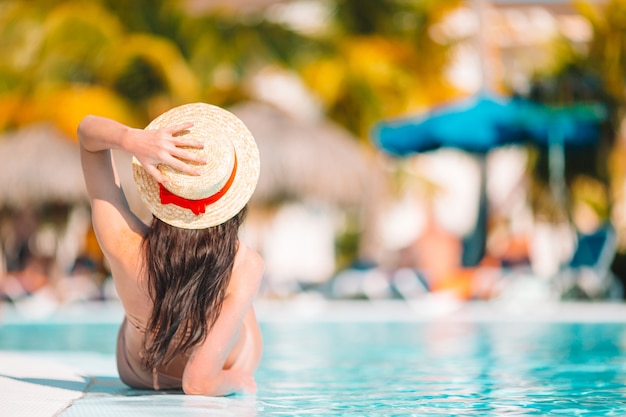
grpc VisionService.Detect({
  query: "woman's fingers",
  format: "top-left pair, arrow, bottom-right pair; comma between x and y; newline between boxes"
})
164,155 -> 203,176
140,123 -> 211,182
144,164 -> 168,185
170,147 -> 207,166
163,123 -> 206,164
166,122 -> 205,149
144,156 -> 199,184
167,122 -> 194,136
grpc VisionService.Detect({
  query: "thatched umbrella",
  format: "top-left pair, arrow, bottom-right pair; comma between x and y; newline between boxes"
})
0,111 -> 386,213
230,101 -> 387,260
0,124 -> 89,278
230,101 -> 385,207
0,123 -> 146,214
0,124 -> 148,278
0,123 -> 88,208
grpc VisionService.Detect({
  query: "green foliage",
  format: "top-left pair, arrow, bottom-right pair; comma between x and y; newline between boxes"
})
113,56 -> 167,102
0,0 -> 462,137
575,0 -> 626,110
520,1 -> 626,225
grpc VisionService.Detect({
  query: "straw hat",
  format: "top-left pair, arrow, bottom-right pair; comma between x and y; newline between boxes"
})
132,103 -> 260,229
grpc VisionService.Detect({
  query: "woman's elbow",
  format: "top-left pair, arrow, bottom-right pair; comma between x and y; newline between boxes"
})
77,115 -> 94,139
182,382 -> 205,396
182,375 -> 222,397
77,116 -> 100,152
182,370 -> 256,397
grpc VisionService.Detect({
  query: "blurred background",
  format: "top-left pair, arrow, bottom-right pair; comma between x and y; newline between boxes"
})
1,0 -> 626,312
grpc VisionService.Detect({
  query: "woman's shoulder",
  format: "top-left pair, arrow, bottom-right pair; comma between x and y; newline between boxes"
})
240,243 -> 263,266
233,244 -> 263,269
230,244 -> 264,296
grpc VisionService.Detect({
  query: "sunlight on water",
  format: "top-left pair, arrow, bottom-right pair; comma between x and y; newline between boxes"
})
257,322 -> 626,416
2,318 -> 626,415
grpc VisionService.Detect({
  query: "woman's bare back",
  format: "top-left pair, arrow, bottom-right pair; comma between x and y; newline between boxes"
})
78,113 -> 264,396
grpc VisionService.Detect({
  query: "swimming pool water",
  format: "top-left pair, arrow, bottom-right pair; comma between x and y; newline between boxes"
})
257,321 -> 626,416
0,322 -> 118,353
2,310 -> 626,415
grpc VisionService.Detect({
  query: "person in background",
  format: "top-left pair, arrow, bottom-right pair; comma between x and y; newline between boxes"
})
78,103 -> 263,396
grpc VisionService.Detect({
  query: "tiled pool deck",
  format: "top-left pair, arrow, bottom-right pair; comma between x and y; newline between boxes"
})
2,298 -> 626,417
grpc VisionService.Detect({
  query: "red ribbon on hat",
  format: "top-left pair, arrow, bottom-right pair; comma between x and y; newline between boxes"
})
159,155 -> 238,215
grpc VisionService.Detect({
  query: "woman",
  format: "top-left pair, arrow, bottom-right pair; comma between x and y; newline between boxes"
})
78,103 -> 263,396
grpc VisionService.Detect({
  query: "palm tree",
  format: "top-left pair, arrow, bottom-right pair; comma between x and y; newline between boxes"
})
572,0 -> 626,291
298,0 -> 463,140
522,1 -> 624,228
576,0 -> 626,113
0,0 -> 143,135
1,0 -> 463,139
522,64 -> 616,225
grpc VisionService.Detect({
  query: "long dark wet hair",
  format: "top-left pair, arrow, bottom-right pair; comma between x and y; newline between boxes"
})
140,207 -> 247,372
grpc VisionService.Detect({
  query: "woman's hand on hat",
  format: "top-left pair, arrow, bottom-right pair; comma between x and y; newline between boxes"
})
131,122 -> 206,185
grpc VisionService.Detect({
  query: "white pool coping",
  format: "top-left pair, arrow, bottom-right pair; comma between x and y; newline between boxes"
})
256,296 -> 626,323
2,299 -> 626,417
4,296 -> 626,324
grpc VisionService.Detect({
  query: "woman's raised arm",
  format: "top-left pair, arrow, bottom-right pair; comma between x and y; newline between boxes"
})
77,115 -> 205,184
77,115 -> 206,258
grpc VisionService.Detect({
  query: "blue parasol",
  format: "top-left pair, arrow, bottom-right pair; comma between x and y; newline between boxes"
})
373,94 -> 605,156
372,93 -> 607,266
373,94 -> 528,154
